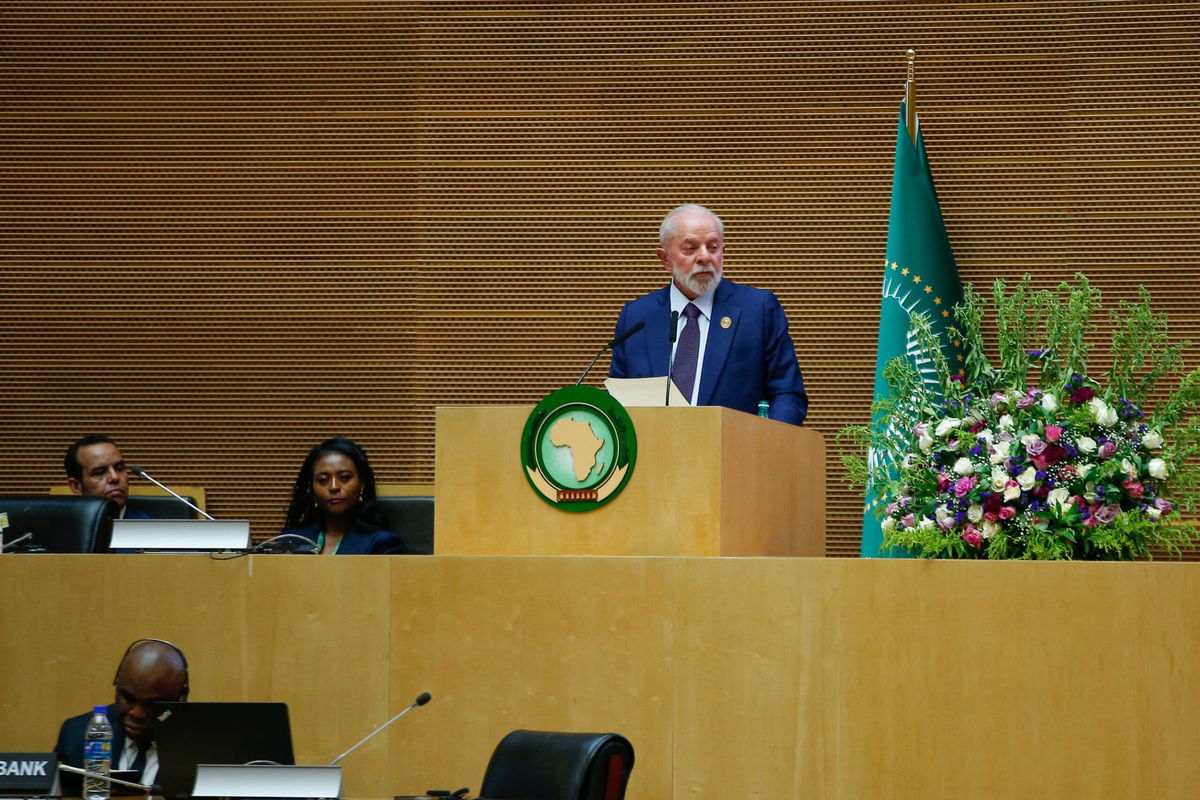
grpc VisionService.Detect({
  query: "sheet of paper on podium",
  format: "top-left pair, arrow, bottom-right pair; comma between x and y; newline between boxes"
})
603,376 -> 690,407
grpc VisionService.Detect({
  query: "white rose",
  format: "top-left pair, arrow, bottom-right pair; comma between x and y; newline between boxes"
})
1077,437 -> 1097,454
991,467 -> 1008,491
918,518 -> 935,531
1147,506 -> 1162,520
1017,466 -> 1037,491
935,506 -> 954,525
977,429 -> 994,444
982,520 -> 1001,539
935,418 -> 962,437
1148,458 -> 1169,480
1077,464 -> 1095,480
1121,459 -> 1136,477
967,504 -> 983,522
1047,487 -> 1071,513
1020,433 -> 1041,446
918,432 -> 934,453
1041,393 -> 1059,412
1004,482 -> 1021,501
998,414 -> 1015,430
881,517 -> 896,533
953,457 -> 975,476
989,440 -> 1011,464
1089,397 -> 1118,426
1143,431 -> 1164,450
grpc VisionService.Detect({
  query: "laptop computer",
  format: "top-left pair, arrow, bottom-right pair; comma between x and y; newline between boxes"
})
110,518 -> 251,551
152,702 -> 294,799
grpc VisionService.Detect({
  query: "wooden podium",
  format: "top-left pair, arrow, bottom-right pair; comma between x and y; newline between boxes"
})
434,405 -> 825,556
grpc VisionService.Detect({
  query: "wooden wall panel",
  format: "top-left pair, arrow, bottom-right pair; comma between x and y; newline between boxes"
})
2,2 -> 1198,556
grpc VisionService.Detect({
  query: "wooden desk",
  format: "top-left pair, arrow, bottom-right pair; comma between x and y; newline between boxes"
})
3,555 -> 1199,799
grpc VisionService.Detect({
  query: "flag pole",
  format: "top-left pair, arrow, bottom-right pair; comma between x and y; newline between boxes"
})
904,48 -> 917,143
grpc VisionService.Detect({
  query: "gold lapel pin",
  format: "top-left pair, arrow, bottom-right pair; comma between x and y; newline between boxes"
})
720,316 -> 732,329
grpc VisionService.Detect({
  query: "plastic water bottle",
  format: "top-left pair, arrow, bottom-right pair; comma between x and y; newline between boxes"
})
83,705 -> 113,800
758,400 -> 770,418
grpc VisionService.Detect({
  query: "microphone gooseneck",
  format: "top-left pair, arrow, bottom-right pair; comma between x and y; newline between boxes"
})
576,320 -> 646,386
57,764 -> 157,793
329,690 -> 433,766
664,308 -> 681,407
127,465 -> 215,520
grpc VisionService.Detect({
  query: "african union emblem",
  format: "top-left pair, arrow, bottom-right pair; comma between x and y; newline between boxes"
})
521,385 -> 637,511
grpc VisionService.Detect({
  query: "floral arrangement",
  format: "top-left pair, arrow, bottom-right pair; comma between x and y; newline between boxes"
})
844,275 -> 1200,559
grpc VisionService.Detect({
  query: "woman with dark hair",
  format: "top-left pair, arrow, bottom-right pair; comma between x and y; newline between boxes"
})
279,437 -> 406,555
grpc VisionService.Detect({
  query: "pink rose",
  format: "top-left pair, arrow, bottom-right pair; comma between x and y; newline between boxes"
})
1044,425 -> 1063,442
1097,441 -> 1117,459
936,473 -> 951,492
961,527 -> 983,549
1085,503 -> 1119,526
954,476 -> 978,498
998,506 -> 1016,520
1026,439 -> 1047,457
901,513 -> 916,529
1123,479 -> 1144,499
990,391 -> 1008,407
1016,394 -> 1036,409
983,511 -> 999,523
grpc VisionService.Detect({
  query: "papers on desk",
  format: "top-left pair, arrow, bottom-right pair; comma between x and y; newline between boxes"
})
603,376 -> 690,407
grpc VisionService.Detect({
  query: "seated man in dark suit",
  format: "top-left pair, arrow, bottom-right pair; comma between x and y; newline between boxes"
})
609,204 -> 809,425
54,639 -> 189,795
64,434 -> 152,520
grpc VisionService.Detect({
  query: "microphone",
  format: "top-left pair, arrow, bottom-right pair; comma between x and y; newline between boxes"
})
664,308 -> 681,407
329,691 -> 432,765
1,531 -> 35,553
251,533 -> 320,555
58,764 -> 160,794
127,465 -> 215,520
576,320 -> 646,386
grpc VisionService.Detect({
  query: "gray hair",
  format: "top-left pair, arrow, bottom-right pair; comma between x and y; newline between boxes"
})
659,203 -> 724,246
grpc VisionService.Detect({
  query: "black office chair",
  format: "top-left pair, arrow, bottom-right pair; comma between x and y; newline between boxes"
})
479,730 -> 635,800
374,494 -> 435,554
126,493 -> 202,519
0,495 -> 117,553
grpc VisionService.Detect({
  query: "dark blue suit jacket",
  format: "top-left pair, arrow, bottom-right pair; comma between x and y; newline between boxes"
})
278,521 -> 407,554
609,279 -> 808,425
54,704 -> 125,796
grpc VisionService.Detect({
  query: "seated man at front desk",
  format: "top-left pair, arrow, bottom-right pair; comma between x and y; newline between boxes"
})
65,434 -> 151,520
54,639 -> 190,796
608,203 -> 809,426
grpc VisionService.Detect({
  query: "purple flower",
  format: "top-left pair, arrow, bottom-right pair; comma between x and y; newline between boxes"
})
1026,440 -> 1048,457
1097,441 -> 1118,459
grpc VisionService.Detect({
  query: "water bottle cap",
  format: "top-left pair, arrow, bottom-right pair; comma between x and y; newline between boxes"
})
93,705 -> 107,713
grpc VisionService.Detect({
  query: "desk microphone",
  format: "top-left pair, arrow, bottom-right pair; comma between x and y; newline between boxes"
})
1,531 -> 35,553
576,320 -> 646,386
251,533 -> 320,554
58,764 -> 160,795
127,465 -> 215,520
664,308 -> 681,407
330,691 -> 432,765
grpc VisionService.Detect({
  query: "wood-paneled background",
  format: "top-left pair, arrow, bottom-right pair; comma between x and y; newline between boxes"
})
3,2 -> 1198,556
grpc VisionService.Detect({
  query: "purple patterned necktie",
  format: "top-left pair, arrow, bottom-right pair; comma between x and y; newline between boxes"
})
672,302 -> 701,401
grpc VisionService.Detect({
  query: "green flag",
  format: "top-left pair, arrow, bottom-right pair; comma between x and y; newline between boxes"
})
860,101 -> 964,558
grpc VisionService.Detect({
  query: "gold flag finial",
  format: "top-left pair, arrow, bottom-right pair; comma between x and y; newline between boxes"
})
904,49 -> 917,144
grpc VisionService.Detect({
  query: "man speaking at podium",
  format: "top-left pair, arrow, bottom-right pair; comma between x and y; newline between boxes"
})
609,204 -> 808,426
